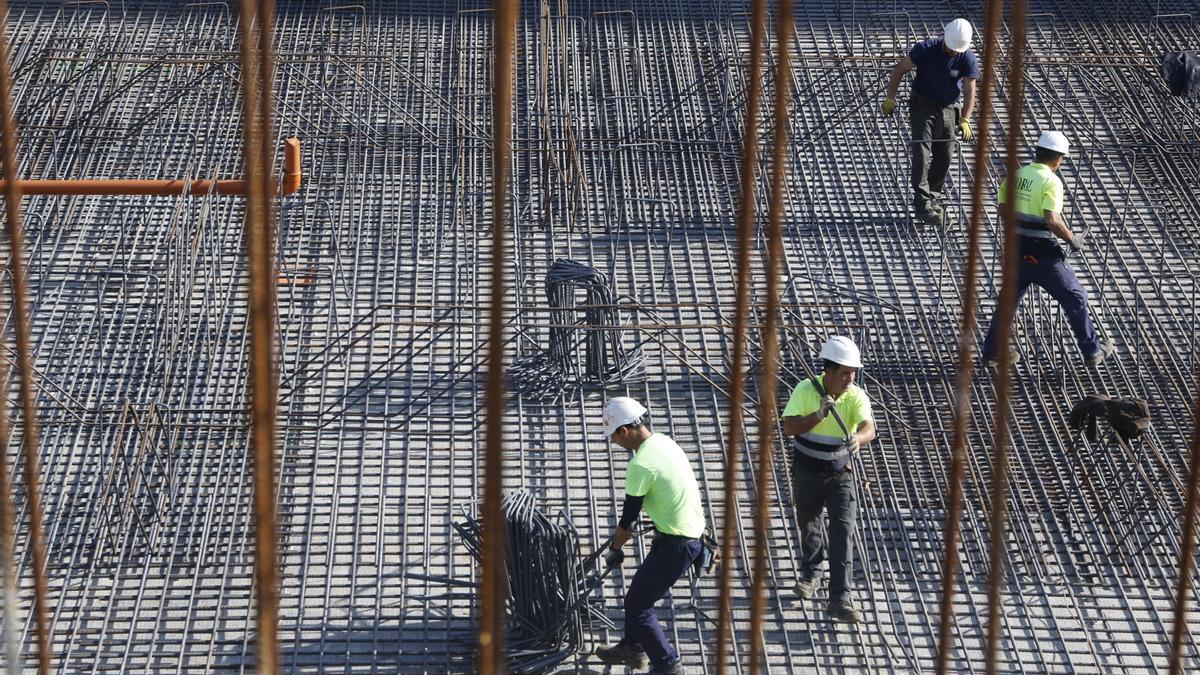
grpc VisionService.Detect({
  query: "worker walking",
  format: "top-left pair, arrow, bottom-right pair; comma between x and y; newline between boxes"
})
883,18 -> 980,226
782,337 -> 876,624
595,397 -> 704,674
980,131 -> 1116,368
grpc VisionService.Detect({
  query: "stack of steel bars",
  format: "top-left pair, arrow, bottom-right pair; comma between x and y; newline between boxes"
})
454,490 -> 611,674
510,259 -> 645,400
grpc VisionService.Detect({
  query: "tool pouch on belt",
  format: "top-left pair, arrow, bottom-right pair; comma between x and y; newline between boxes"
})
692,527 -> 720,577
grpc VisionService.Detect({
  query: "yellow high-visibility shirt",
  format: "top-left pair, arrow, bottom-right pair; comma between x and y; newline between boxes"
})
999,162 -> 1064,224
782,375 -> 873,443
624,433 -> 706,538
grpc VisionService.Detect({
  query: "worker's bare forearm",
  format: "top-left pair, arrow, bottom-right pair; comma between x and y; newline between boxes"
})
961,78 -> 977,120
885,71 -> 904,99
885,57 -> 914,99
781,412 -> 824,436
608,526 -> 631,551
854,421 -> 877,446
1046,211 -> 1074,242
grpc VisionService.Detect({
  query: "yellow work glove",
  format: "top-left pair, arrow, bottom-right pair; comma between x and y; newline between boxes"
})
959,119 -> 973,141
881,98 -> 897,116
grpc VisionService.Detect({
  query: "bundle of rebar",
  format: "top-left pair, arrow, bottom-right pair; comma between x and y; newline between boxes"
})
510,259 -> 645,400
454,490 -> 612,674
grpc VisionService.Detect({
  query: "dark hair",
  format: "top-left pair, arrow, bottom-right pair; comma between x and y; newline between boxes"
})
1035,146 -> 1064,164
822,359 -> 840,373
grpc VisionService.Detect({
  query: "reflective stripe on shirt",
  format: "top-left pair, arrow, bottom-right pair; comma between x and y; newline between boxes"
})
798,430 -> 844,446
793,440 -> 852,461
793,430 -> 849,461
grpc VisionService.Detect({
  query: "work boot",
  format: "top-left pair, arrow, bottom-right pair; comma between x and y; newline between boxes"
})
794,568 -> 824,600
915,205 -> 944,226
1085,339 -> 1116,368
983,349 -> 1021,370
932,197 -> 951,223
649,658 -> 683,674
828,595 -> 863,624
595,640 -> 648,669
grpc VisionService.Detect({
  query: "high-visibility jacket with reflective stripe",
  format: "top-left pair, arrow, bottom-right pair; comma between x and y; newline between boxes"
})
999,162 -> 1064,237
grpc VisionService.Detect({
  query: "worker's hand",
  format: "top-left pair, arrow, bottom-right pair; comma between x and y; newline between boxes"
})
881,98 -> 897,116
818,395 -> 836,419
839,437 -> 861,455
959,120 -> 973,141
603,548 -> 625,569
1068,236 -> 1086,253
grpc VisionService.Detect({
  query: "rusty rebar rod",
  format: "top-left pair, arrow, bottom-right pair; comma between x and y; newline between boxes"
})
235,1 -> 281,673
1169,378 -> 1200,673
985,2 -> 1030,672
0,138 -> 301,196
0,0 -> 53,671
0,327 -> 18,674
478,1 -> 517,673
714,0 -> 766,669
936,1 -> 1002,672
748,0 -> 791,671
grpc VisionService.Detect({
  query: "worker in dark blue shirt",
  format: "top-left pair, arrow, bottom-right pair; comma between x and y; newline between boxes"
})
882,19 -> 981,226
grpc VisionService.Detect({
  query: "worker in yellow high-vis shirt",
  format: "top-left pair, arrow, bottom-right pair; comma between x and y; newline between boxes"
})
980,131 -> 1115,368
595,397 -> 703,674
781,336 -> 876,624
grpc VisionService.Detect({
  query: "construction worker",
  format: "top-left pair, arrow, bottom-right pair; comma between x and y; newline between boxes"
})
980,131 -> 1116,368
883,18 -> 980,226
595,397 -> 704,674
781,336 -> 876,624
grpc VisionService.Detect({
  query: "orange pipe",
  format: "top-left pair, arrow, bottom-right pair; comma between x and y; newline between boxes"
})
0,137 -> 301,196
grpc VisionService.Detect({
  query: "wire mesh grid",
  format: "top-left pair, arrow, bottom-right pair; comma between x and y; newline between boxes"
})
0,0 -> 1196,672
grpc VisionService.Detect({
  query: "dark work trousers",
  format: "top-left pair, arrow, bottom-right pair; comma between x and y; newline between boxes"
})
791,458 -> 858,600
622,535 -> 703,669
909,95 -> 959,211
981,240 -> 1101,360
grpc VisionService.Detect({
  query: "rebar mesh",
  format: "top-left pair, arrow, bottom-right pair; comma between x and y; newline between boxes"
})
0,0 -> 1195,672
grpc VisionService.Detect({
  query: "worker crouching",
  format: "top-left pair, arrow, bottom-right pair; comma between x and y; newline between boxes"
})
781,337 -> 876,623
595,397 -> 705,674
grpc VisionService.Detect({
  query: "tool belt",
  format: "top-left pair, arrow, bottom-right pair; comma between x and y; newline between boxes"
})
654,529 -> 718,577
692,528 -> 720,577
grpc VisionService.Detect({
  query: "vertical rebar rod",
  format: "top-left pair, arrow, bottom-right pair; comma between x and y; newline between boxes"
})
985,2 -> 1030,672
714,0 -> 765,670
1169,390 -> 1200,672
479,1 -> 517,673
935,1 -> 1002,671
0,1 -> 52,671
235,1 -> 281,673
0,339 -> 18,675
747,0 -> 791,671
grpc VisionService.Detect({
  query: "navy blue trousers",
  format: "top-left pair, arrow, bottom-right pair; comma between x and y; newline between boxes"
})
792,458 -> 857,600
622,536 -> 702,669
982,241 -> 1101,360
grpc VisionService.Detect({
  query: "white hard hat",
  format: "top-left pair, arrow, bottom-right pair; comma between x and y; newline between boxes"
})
944,18 -> 973,52
602,397 -> 648,439
1036,130 -> 1070,156
819,336 -> 863,369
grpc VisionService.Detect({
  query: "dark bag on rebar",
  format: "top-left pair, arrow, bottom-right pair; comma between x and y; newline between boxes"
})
692,528 -> 719,577
1068,395 -> 1151,442
1159,51 -> 1200,97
